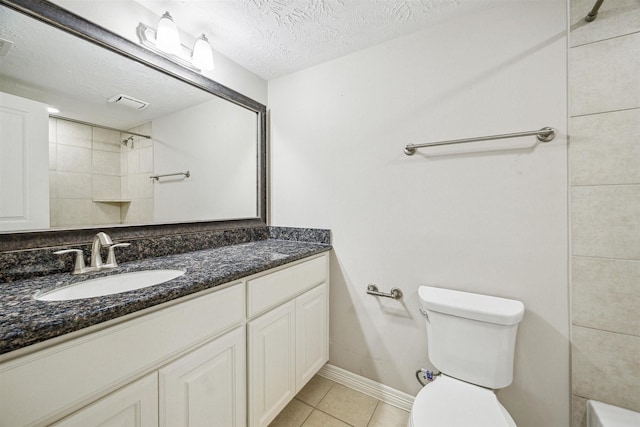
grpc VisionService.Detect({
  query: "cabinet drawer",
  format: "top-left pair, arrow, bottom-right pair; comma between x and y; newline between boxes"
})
247,255 -> 327,318
0,283 -> 244,427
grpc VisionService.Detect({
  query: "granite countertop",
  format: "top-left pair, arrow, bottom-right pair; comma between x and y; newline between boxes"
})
0,239 -> 331,356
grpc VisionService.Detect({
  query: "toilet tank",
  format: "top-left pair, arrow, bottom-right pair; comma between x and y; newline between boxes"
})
419,286 -> 525,389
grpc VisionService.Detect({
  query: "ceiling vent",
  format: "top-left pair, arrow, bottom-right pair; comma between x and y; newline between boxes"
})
0,38 -> 14,56
107,94 -> 149,110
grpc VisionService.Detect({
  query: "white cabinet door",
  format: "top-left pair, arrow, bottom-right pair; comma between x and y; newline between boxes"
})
296,283 -> 328,390
159,326 -> 246,427
52,373 -> 158,427
0,91 -> 49,231
248,300 -> 296,427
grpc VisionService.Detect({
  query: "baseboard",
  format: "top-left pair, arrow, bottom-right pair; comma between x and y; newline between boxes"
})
317,364 -> 415,412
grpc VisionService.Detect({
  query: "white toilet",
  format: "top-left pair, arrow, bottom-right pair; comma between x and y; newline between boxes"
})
409,286 -> 525,427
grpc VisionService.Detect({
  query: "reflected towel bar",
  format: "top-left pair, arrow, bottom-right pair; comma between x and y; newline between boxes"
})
150,171 -> 190,181
403,127 -> 556,155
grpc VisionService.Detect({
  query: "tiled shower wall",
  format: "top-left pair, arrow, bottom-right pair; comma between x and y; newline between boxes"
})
569,1 -> 640,425
48,118 -> 153,227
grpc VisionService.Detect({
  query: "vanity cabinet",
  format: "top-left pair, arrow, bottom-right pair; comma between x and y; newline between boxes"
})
51,373 -> 159,427
0,252 -> 329,427
159,326 -> 246,427
247,256 -> 329,427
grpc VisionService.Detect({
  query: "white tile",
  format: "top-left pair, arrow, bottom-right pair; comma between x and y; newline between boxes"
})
56,120 -> 92,148
92,150 -> 121,176
139,198 -> 154,223
367,402 -> 409,427
120,151 -> 128,176
569,109 -> 640,186
572,326 -> 640,412
48,118 -> 57,143
92,202 -> 121,225
49,172 -> 58,199
53,198 -> 93,226
138,146 -> 153,173
92,175 -> 121,200
571,185 -> 640,259
317,384 -> 377,427
56,145 -> 92,173
49,198 -> 60,227
296,375 -> 335,407
49,142 -> 57,171
122,200 -> 139,224
572,257 -> 640,335
572,395 -> 587,427
138,174 -> 154,199
127,175 -> 139,199
127,149 -> 139,174
268,399 -> 313,427
570,0 -> 640,47
55,172 -> 92,199
301,410 -> 349,427
570,32 -> 640,117
92,127 -> 122,152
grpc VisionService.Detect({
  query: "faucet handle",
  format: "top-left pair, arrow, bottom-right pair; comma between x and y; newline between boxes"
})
105,243 -> 131,267
54,249 -> 86,275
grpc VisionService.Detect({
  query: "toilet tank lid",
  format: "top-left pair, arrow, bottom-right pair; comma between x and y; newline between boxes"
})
419,286 -> 525,325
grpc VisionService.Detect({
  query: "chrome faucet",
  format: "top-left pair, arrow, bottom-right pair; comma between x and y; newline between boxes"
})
55,232 -> 131,274
90,232 -> 113,269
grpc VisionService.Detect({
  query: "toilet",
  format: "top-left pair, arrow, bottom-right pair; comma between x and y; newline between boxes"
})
409,286 -> 525,427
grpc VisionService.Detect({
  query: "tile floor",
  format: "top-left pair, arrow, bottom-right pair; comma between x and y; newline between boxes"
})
269,375 -> 410,427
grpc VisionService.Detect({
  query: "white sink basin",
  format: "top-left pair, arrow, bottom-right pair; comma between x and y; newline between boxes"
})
35,269 -> 186,301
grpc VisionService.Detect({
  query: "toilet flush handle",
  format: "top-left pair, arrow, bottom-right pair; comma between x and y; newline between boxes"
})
419,308 -> 429,320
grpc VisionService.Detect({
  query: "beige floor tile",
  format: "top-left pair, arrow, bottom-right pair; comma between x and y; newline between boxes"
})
367,402 -> 410,427
269,399 -> 314,427
296,375 -> 335,407
301,410 -> 350,427
317,384 -> 378,427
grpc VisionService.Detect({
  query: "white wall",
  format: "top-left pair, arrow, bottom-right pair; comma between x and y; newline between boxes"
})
152,98 -> 257,222
49,0 -> 267,104
269,2 -> 569,427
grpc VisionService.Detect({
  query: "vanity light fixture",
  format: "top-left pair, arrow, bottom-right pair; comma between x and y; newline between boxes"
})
192,34 -> 215,71
155,11 -> 180,54
137,13 -> 215,73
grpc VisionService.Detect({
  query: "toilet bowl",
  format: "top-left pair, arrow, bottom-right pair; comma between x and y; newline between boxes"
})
408,375 -> 516,427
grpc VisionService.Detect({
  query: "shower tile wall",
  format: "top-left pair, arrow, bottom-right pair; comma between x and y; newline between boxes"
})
569,1 -> 640,426
121,122 -> 154,224
48,119 -> 154,227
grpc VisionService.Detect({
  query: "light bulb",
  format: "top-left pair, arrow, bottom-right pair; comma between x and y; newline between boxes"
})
192,34 -> 215,71
155,11 -> 180,55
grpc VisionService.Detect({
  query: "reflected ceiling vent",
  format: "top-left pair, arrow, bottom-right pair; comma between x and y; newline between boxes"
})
107,94 -> 149,110
0,37 -> 14,56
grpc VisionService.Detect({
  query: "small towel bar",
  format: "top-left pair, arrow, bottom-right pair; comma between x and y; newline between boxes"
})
366,284 -> 403,299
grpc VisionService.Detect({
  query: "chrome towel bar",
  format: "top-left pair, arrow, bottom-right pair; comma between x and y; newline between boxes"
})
150,171 -> 190,181
366,284 -> 403,299
403,127 -> 556,155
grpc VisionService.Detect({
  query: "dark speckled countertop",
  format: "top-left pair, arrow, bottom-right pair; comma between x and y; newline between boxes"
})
0,239 -> 331,356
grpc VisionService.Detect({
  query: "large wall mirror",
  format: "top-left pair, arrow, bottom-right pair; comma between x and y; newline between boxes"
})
0,0 -> 267,249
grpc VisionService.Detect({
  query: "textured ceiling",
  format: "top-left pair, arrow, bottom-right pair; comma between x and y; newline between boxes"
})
134,0 -> 503,80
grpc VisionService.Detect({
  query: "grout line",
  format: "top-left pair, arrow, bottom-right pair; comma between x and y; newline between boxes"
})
366,400 -> 381,427
571,255 -> 640,262
570,106 -> 640,119
571,183 -> 640,188
572,324 -> 640,339
570,30 -> 640,49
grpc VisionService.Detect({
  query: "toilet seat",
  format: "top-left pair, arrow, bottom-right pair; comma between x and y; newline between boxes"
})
409,375 -> 516,427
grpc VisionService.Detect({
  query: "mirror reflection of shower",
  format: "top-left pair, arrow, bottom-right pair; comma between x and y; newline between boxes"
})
121,135 -> 134,149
